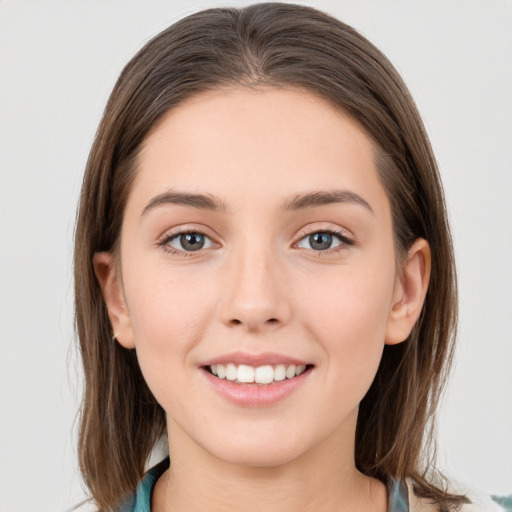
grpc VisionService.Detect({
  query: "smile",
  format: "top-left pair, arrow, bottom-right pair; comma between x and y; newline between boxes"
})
208,363 -> 308,385
200,352 -> 314,406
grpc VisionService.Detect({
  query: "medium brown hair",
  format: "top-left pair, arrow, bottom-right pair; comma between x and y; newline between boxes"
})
74,3 -> 463,510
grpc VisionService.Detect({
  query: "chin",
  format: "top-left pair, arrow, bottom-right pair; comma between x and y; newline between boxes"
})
213,444 -> 303,468
201,429 -> 315,469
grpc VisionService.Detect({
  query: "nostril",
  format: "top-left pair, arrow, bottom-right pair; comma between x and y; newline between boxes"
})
229,318 -> 280,330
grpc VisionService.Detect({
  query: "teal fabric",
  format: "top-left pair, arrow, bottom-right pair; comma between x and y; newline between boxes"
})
119,457 -> 410,511
118,458 -> 170,512
492,495 -> 512,512
388,479 -> 410,512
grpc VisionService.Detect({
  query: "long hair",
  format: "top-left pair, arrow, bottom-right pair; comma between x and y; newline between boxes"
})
74,3 -> 462,510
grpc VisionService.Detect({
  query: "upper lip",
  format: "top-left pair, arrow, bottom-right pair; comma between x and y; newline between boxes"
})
200,351 -> 312,368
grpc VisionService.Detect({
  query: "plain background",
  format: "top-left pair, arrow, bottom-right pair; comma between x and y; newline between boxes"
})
0,1 -> 511,510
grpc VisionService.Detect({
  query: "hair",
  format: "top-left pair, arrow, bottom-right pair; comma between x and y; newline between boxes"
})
74,3 -> 465,511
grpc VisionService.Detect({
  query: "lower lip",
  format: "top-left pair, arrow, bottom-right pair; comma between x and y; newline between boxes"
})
201,367 -> 312,407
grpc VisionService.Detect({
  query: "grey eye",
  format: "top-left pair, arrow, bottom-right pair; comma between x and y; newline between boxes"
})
297,231 -> 346,251
168,232 -> 213,252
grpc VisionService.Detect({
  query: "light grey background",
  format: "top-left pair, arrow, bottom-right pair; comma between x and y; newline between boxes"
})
0,1 -> 511,510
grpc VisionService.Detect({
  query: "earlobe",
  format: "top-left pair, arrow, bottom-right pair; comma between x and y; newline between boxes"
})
93,252 -> 136,349
385,238 -> 431,345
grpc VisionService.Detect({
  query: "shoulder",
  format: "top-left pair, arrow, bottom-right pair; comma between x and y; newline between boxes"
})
405,479 -> 507,512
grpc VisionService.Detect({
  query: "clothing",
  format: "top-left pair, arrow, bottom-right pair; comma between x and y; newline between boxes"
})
117,457 -> 506,512
118,458 -> 170,512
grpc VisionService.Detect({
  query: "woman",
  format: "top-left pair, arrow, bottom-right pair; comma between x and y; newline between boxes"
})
73,3 -> 504,511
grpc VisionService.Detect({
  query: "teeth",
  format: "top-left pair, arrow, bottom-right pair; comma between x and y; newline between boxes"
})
285,365 -> 296,379
237,364 -> 255,383
274,364 -> 286,381
209,363 -> 308,384
226,363 -> 237,381
217,364 -> 226,379
295,365 -> 306,376
255,365 -> 274,384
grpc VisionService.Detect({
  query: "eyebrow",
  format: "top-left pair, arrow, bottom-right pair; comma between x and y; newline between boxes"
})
141,188 -> 374,216
282,189 -> 374,214
142,190 -> 229,215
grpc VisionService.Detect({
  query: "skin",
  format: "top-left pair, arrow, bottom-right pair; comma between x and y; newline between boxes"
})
95,86 -> 431,511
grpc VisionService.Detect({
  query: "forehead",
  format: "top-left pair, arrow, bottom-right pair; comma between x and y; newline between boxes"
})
130,86 -> 388,218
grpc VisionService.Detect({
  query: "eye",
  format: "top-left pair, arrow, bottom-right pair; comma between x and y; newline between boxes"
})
161,230 -> 215,253
296,229 -> 353,252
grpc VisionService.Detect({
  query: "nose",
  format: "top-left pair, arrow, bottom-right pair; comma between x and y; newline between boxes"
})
218,242 -> 291,333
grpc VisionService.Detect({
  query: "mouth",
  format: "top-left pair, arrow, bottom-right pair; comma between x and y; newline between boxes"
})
200,355 -> 314,406
203,363 -> 313,385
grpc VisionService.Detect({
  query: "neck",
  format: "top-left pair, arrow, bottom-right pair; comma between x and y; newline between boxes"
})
153,414 -> 387,512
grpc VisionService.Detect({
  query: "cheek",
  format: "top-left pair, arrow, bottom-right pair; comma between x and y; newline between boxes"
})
125,278 -> 219,419
299,261 -> 395,386
125,255 -> 216,337
121,262 -> 217,388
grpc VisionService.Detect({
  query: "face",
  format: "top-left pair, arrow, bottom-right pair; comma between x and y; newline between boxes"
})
98,86 -> 426,468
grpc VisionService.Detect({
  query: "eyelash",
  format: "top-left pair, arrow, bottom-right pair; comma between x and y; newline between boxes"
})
296,228 -> 354,256
157,227 -> 354,258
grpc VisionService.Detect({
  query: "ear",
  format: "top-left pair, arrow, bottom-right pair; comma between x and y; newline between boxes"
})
93,252 -> 136,349
385,238 -> 431,345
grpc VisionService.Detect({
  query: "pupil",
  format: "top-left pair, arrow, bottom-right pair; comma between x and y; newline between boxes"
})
181,233 -> 204,251
310,232 -> 332,250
